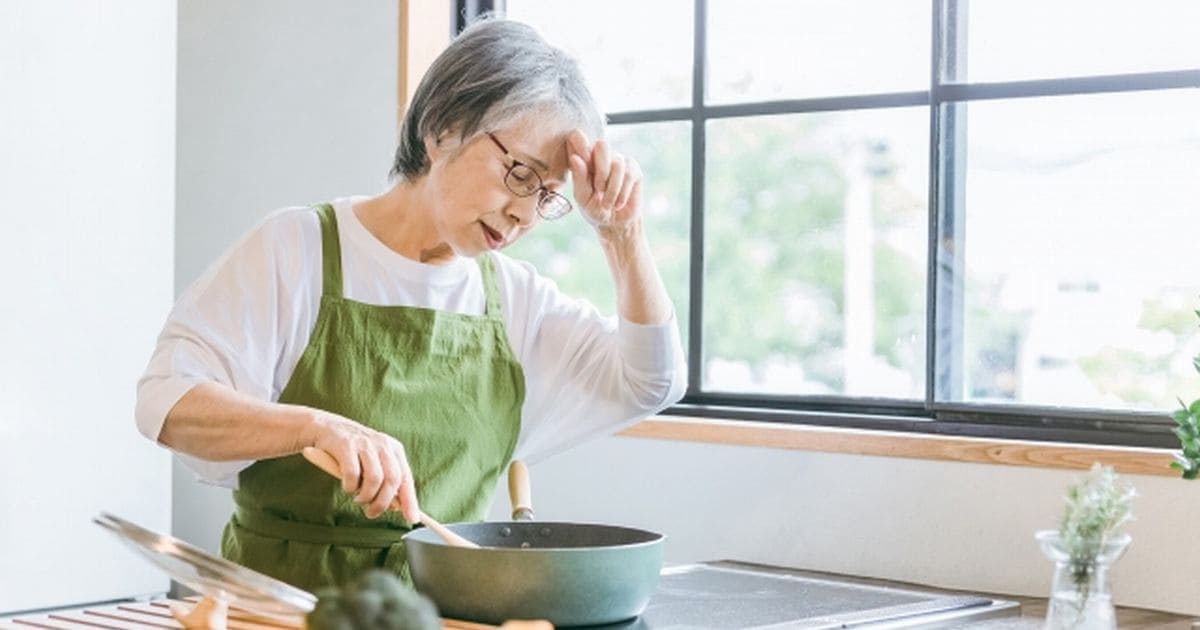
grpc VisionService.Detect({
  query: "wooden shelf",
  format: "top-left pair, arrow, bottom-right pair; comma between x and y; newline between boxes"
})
619,416 -> 1179,477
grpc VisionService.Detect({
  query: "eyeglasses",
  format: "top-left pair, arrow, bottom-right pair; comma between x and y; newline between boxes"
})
486,132 -> 573,221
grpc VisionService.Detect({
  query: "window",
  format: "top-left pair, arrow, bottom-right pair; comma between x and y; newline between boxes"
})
503,0 -> 1200,447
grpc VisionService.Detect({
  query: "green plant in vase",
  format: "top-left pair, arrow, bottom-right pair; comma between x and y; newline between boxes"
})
1037,464 -> 1135,630
1059,465 -> 1135,596
1170,306 -> 1200,479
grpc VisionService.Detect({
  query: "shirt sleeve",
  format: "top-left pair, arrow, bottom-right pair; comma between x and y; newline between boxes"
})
135,209 -> 319,488
502,259 -> 687,464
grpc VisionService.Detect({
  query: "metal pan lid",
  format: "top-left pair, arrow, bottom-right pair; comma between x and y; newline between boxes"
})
94,512 -> 316,622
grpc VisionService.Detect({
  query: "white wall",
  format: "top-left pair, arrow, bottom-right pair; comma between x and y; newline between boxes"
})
172,0 -> 398,552
0,0 -> 175,612
168,1 -> 1200,620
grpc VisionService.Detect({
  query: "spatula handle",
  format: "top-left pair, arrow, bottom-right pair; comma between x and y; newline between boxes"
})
417,514 -> 480,549
299,446 -> 479,549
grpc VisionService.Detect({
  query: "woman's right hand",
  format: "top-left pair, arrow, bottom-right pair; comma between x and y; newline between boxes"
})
309,411 -> 421,524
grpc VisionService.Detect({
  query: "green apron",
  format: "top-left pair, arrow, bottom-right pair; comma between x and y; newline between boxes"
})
220,203 -> 524,591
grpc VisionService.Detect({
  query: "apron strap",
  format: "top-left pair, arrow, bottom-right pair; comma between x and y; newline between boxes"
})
314,203 -> 345,299
477,253 -> 503,318
235,506 -> 407,548
315,202 -> 497,314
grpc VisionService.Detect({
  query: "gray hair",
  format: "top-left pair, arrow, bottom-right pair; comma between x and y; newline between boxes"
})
391,17 -> 605,180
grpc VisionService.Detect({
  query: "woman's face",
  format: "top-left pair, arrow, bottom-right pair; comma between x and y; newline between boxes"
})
424,118 -> 572,258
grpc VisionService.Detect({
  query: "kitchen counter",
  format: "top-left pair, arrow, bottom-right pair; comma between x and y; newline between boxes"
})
833,570 -> 1192,629
961,596 -> 1192,629
3,567 -> 1192,629
3,596 -> 1190,630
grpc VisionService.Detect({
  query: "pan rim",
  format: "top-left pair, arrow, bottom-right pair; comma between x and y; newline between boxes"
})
401,520 -> 665,551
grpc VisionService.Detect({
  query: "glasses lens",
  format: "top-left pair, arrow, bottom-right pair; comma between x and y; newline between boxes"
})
505,164 -> 540,196
539,193 -> 572,220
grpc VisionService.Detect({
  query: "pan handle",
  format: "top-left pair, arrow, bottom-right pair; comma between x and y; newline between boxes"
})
508,460 -> 535,521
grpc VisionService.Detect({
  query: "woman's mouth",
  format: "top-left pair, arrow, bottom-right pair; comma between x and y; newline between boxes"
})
481,222 -> 504,249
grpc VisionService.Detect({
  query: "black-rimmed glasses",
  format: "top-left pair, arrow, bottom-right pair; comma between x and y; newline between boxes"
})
486,132 -> 573,221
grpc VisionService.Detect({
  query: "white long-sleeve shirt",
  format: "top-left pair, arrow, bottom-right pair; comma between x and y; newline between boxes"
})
136,197 -> 687,487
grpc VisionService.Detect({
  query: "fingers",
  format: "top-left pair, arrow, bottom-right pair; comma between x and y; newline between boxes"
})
383,439 -> 421,524
565,129 -> 590,158
612,157 -> 639,211
566,130 -> 594,201
568,152 -> 593,203
360,440 -> 420,521
316,417 -> 420,523
335,445 -> 362,496
396,458 -> 421,525
564,130 -> 642,226
619,177 -> 642,216
601,154 -> 627,207
355,447 -> 385,511
591,140 -> 612,203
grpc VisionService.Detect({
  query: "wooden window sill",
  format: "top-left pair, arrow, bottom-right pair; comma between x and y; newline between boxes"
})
618,416 -> 1179,477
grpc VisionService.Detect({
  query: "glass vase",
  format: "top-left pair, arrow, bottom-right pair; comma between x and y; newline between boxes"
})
1036,530 -> 1131,630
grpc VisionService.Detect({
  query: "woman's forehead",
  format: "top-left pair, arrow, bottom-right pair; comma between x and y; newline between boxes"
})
494,121 -> 573,177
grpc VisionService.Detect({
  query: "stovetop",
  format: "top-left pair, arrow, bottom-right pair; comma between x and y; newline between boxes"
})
0,561 -> 1021,630
587,561 -> 1020,629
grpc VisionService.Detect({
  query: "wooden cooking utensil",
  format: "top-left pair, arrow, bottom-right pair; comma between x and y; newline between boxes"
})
170,595 -> 229,630
300,446 -> 480,549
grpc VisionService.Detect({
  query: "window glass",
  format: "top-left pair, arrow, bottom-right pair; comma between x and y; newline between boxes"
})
942,89 -> 1200,409
949,0 -> 1200,83
505,122 -> 692,343
505,0 -> 693,111
708,0 -> 930,104
503,3 -> 1200,432
704,108 -> 929,397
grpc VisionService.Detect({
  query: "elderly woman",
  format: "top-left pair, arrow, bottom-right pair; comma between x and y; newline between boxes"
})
134,17 -> 685,590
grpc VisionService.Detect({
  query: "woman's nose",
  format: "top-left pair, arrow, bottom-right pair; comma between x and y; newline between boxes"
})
506,194 -> 539,227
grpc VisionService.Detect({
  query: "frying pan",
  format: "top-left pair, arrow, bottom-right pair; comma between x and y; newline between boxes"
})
403,461 -> 664,627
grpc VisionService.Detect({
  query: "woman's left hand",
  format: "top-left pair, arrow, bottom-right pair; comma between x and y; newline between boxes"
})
566,130 -> 643,237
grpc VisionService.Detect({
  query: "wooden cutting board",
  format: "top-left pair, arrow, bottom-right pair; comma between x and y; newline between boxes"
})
0,599 -> 540,630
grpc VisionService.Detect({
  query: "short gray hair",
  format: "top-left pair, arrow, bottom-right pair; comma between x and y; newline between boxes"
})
391,17 -> 605,180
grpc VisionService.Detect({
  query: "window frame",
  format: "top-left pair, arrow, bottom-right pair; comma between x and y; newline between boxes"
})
490,0 -> 1200,448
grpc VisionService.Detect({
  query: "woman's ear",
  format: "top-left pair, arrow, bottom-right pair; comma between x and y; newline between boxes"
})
424,127 -> 465,166
423,134 -> 443,164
